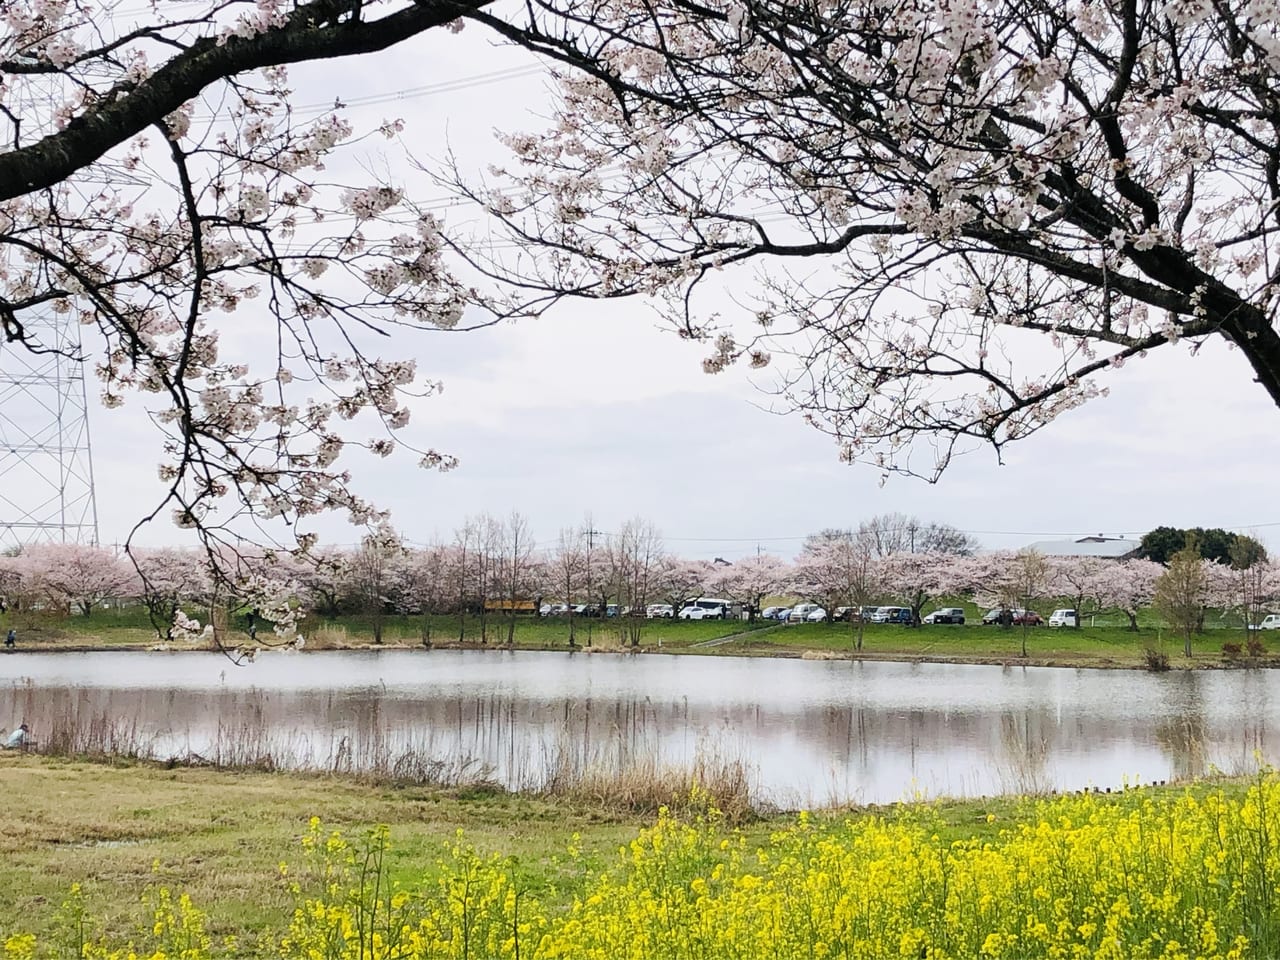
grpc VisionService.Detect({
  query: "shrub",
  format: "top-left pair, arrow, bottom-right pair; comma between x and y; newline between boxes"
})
1248,637 -> 1266,659
1223,642 -> 1243,657
1143,646 -> 1170,672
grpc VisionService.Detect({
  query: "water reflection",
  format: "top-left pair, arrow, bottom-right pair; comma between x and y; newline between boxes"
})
2,651 -> 1280,804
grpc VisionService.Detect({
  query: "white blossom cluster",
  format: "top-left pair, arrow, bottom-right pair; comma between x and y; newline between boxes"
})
0,0 -> 483,597
457,0 -> 1280,481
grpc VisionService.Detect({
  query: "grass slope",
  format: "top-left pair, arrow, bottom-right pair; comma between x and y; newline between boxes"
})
0,755 -> 1256,955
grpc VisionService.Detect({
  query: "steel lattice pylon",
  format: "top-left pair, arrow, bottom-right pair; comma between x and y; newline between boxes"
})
0,314 -> 100,548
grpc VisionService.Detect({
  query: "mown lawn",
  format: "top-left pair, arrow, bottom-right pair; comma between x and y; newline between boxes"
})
1,601 -> 1266,668
734,620 -> 1253,666
0,608 -> 772,651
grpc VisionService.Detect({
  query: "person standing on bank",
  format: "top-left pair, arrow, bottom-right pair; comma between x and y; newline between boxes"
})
4,629 -> 13,649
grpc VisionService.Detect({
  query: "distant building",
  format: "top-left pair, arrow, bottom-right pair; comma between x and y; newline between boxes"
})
1022,535 -> 1141,560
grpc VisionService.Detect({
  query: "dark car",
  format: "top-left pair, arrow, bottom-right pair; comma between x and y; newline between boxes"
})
983,608 -> 1041,626
871,606 -> 914,625
923,607 -> 966,625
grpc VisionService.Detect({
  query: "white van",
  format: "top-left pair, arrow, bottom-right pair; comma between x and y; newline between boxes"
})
787,603 -> 822,622
1048,609 -> 1078,627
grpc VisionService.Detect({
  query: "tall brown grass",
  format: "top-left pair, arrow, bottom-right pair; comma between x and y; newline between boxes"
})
536,737 -> 760,821
8,689 -> 767,815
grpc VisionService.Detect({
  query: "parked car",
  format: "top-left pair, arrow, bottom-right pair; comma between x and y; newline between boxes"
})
1249,614 -> 1280,631
1048,609 -> 1078,628
678,597 -> 732,620
869,605 -> 912,624
922,607 -> 965,625
787,603 -> 822,622
573,603 -> 602,618
538,602 -> 553,616
646,603 -> 674,619
773,607 -> 792,622
761,605 -> 787,620
832,606 -> 857,622
805,606 -> 828,622
982,608 -> 1042,626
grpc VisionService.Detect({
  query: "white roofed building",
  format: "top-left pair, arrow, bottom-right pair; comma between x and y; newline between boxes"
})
1022,536 -> 1141,560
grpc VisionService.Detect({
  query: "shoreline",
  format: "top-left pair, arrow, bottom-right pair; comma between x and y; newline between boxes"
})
2,636 -> 1273,671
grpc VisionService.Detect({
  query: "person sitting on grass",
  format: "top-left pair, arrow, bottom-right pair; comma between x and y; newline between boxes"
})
3,723 -> 32,750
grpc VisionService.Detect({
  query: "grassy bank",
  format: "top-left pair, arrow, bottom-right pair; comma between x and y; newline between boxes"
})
1,604 -> 1270,669
0,756 -> 1272,958
0,756 -> 647,951
0,608 -> 772,651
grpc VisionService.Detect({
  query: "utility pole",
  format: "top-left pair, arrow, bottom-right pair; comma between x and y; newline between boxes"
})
582,520 -> 602,647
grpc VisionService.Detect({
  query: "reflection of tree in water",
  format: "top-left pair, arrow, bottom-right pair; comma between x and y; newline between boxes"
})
997,710 -> 1051,796
1156,673 -> 1207,781
9,657 -> 1280,803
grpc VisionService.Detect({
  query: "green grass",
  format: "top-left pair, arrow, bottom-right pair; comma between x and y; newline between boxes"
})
0,607 -> 775,651
3,600 -> 1267,668
735,620 -> 1254,666
0,754 -> 1256,954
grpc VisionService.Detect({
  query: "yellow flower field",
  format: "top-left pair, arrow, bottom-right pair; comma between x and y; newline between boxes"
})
9,777 -> 1280,959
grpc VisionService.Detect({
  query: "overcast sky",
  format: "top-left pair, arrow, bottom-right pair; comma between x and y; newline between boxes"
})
7,12 -> 1280,561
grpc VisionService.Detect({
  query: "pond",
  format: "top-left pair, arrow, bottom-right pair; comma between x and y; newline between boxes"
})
0,649 -> 1272,805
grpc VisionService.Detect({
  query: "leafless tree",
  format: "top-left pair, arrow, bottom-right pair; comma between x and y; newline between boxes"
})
550,527 -> 586,646
500,511 -> 536,645
858,514 -> 977,558
612,518 -> 664,646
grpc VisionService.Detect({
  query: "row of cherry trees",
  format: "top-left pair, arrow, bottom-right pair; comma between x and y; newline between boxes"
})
2,521 -> 1276,647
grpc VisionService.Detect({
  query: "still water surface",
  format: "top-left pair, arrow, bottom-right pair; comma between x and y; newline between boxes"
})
1,650 -> 1273,804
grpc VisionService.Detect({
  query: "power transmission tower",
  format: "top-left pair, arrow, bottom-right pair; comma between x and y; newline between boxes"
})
0,315 -> 100,548
0,60 -> 146,551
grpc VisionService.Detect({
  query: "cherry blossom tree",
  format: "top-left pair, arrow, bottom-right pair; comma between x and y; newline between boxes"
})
462,0 -> 1280,480
1223,545 -> 1280,636
880,550 -> 965,627
710,552 -> 789,622
967,550 -> 1050,655
391,544 -> 451,644
1050,556 -> 1113,629
294,547 -> 347,620
1,0 -> 506,609
132,547 -> 213,640
343,527 -> 403,644
1094,558 -> 1162,632
3,544 -> 135,616
789,536 -> 873,624
791,536 -> 882,649
654,557 -> 711,614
